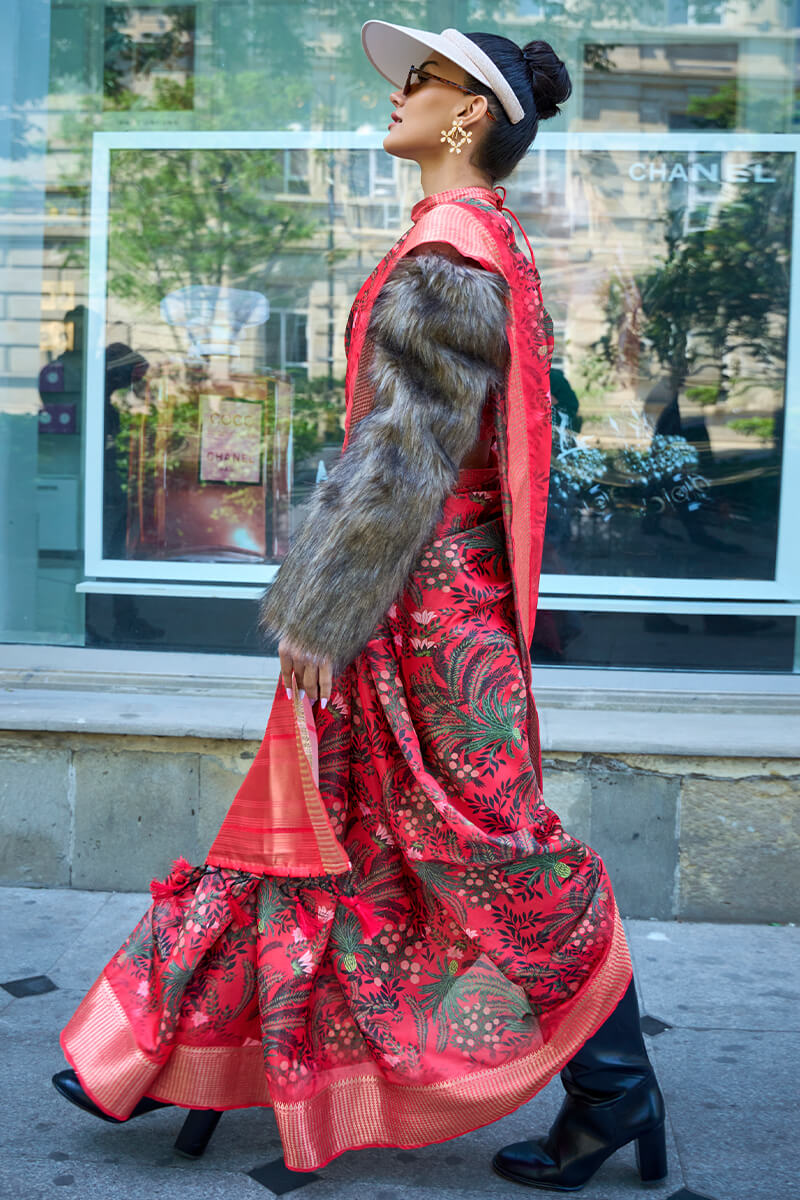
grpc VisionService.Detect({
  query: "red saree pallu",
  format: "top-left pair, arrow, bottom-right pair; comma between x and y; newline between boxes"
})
61,187 -> 634,1172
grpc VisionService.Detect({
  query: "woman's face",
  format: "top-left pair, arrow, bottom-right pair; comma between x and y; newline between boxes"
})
383,53 -> 487,164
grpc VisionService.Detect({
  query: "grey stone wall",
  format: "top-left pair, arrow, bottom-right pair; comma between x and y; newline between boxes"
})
1,730 -> 798,921
541,752 -> 800,922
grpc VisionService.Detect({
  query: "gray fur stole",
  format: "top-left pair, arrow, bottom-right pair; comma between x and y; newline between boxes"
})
258,252 -> 511,674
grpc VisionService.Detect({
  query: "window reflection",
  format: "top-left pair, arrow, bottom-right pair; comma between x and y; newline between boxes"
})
505,146 -> 790,584
82,141 -> 791,589
103,5 -> 195,113
2,0 -> 797,662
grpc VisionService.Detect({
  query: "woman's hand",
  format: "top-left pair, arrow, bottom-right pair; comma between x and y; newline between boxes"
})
278,639 -> 333,708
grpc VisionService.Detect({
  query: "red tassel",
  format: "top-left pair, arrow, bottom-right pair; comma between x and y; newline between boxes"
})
295,898 -> 322,939
337,894 -> 384,940
355,899 -> 385,940
150,879 -> 176,902
226,887 -> 252,928
149,856 -> 195,902
171,855 -> 194,875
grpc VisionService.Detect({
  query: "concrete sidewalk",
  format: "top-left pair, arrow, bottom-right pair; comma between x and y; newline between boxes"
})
1,887 -> 797,1200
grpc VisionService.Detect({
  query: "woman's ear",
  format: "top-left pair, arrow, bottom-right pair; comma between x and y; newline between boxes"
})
460,93 -> 490,129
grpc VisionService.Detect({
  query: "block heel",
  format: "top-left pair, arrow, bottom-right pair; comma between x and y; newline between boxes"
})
493,978 -> 670,1191
635,1122 -> 668,1183
173,1108 -> 223,1158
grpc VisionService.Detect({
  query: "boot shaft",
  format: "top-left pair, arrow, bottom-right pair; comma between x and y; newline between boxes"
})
560,976 -> 656,1097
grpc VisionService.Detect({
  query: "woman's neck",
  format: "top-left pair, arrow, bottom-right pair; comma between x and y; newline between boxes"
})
419,159 -> 494,199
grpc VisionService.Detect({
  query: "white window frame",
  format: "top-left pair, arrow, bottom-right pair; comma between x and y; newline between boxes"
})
281,147 -> 310,192
666,0 -> 725,26
83,130 -> 800,617
265,306 -> 308,372
368,147 -> 397,195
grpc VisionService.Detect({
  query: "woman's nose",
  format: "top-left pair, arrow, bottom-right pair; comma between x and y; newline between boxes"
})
389,87 -> 405,108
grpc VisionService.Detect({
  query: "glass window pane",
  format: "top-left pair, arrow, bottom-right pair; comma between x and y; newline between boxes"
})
502,146 -> 792,585
2,0 -> 798,670
532,608 -> 795,671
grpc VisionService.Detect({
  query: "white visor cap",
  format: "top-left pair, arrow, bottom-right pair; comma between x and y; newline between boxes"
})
361,20 -> 525,125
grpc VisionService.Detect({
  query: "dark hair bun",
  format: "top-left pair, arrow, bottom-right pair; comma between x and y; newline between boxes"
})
462,30 -> 572,181
521,40 -> 572,121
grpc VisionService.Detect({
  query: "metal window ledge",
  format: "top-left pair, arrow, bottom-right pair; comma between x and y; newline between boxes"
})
0,645 -> 797,756
74,580 -> 800,615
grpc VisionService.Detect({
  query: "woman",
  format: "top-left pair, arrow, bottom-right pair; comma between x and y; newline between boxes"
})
53,21 -> 667,1191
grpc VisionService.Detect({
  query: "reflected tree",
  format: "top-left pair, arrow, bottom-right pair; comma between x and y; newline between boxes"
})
103,5 -> 195,111
598,153 -> 792,401
105,148 -> 316,322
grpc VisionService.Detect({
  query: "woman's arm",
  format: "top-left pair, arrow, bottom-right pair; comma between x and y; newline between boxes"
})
259,250 -> 511,685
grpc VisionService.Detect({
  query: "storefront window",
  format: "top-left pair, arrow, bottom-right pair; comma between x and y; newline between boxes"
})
2,0 -> 798,669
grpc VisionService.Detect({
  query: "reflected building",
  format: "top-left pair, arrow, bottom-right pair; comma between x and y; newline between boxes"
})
1,0 -> 798,670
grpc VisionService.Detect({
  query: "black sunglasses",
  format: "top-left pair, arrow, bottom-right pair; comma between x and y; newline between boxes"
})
401,65 -> 497,122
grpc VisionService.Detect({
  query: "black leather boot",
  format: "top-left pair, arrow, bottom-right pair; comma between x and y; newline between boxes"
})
52,1069 -> 172,1123
52,1069 -> 223,1158
492,977 -> 667,1191
174,1108 -> 224,1158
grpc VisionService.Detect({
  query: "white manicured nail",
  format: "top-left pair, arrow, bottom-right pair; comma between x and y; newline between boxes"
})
299,689 -> 305,700
320,698 -> 328,709
285,687 -> 292,700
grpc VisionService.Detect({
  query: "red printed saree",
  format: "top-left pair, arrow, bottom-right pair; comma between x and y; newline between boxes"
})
60,186 -> 633,1172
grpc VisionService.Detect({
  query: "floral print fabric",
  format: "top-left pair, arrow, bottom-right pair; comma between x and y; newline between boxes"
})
62,187 -> 633,1164
92,466 -> 622,1140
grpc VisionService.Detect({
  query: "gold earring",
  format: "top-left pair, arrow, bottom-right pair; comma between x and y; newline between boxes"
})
440,117 -> 472,155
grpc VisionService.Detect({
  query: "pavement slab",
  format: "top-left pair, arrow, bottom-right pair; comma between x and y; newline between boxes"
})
47,890 -> 152,992
1,888 -> 796,1200
0,1158 -> 270,1200
627,919 -> 800,1032
0,886 -> 110,981
648,1027 -> 799,1200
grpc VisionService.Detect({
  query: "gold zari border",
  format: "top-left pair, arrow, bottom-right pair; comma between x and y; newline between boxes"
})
61,900 -> 631,1169
61,974 -> 271,1117
273,896 -> 632,1170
